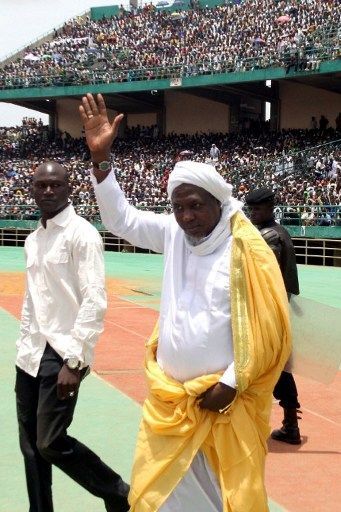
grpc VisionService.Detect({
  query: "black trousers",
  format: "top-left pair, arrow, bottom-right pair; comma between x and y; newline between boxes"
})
273,371 -> 300,410
15,344 -> 129,512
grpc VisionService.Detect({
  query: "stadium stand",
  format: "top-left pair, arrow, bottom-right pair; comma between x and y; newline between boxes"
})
1,119 -> 340,227
0,1 -> 340,267
0,0 -> 340,89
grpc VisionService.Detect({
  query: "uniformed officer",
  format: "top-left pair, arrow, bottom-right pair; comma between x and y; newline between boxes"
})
245,188 -> 302,445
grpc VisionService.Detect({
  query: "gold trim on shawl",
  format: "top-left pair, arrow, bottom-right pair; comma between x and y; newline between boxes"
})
230,232 -> 250,379
230,212 -> 253,392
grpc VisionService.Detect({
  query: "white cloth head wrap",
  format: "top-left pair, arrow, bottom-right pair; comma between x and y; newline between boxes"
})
167,160 -> 244,256
167,160 -> 232,205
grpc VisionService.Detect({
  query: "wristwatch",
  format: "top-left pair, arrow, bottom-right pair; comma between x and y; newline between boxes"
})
92,160 -> 111,172
64,357 -> 81,370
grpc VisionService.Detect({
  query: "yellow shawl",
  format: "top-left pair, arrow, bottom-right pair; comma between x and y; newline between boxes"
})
129,212 -> 291,512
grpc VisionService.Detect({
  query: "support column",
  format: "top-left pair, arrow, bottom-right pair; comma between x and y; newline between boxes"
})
156,108 -> 165,136
229,103 -> 241,133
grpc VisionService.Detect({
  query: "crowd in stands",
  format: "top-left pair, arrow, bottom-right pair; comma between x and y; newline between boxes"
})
1,117 -> 340,227
0,0 -> 340,89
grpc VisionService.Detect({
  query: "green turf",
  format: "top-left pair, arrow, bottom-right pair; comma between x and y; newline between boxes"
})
298,264 -> 341,308
105,251 -> 164,281
0,246 -> 164,278
0,246 -> 27,272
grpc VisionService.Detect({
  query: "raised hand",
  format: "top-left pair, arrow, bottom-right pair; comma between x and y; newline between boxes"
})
79,93 -> 124,160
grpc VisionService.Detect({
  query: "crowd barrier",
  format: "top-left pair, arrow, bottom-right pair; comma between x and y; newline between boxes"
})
2,204 -> 340,227
0,205 -> 340,266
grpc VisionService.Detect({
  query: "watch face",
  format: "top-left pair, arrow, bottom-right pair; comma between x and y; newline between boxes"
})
98,161 -> 111,172
67,357 -> 79,369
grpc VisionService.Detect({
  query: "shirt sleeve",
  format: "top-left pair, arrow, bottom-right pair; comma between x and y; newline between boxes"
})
64,228 -> 107,364
219,362 -> 237,389
16,290 -> 33,350
16,245 -> 33,349
92,169 -> 170,254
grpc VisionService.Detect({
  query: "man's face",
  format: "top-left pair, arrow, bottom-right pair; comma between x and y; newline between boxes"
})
171,183 -> 221,239
248,203 -> 274,225
32,164 -> 70,216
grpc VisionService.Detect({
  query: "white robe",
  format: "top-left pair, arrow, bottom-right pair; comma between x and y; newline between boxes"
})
94,171 -> 236,511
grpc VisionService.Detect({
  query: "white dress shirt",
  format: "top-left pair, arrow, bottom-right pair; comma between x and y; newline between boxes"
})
16,204 -> 107,377
93,171 -> 236,387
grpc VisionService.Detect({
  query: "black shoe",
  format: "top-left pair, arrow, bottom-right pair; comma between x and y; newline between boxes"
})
271,425 -> 301,444
271,408 -> 302,445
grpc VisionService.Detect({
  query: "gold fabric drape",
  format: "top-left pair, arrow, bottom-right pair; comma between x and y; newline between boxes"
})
129,212 -> 291,512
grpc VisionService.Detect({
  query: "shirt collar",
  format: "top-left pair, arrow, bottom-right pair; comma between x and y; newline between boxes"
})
38,203 -> 75,230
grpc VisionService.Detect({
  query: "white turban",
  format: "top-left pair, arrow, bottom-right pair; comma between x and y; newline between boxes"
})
167,160 -> 232,205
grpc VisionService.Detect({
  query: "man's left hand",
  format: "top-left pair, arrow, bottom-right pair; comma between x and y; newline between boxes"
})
79,93 -> 123,161
57,365 -> 81,400
198,382 -> 237,412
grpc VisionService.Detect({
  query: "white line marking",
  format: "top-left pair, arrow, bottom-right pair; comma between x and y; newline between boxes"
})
301,407 -> 340,426
109,294 -> 158,310
104,318 -> 149,340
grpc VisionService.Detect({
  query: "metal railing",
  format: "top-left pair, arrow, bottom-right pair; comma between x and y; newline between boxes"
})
0,45 -> 339,91
1,204 -> 340,227
292,238 -> 341,266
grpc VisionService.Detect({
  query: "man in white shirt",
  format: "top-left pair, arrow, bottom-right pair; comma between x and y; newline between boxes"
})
15,161 -> 129,512
79,94 -> 290,512
210,143 -> 220,161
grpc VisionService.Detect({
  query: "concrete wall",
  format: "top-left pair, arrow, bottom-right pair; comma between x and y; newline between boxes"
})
127,113 -> 157,127
165,91 -> 229,134
56,99 -> 158,137
56,82 -> 340,136
56,98 -> 118,138
280,81 -> 341,129
57,99 -> 83,138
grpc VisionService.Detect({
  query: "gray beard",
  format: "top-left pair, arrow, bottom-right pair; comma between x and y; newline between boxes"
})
185,232 -> 211,246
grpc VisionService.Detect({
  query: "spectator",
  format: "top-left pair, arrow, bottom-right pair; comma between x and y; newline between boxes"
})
310,116 -> 318,130
318,207 -> 332,226
209,143 -> 220,161
319,115 -> 329,133
336,112 -> 341,132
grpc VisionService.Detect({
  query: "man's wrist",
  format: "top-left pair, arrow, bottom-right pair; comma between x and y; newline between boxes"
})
91,151 -> 111,167
91,153 -> 112,183
218,383 -> 237,414
93,160 -> 111,172
64,357 -> 81,370
62,364 -> 80,374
